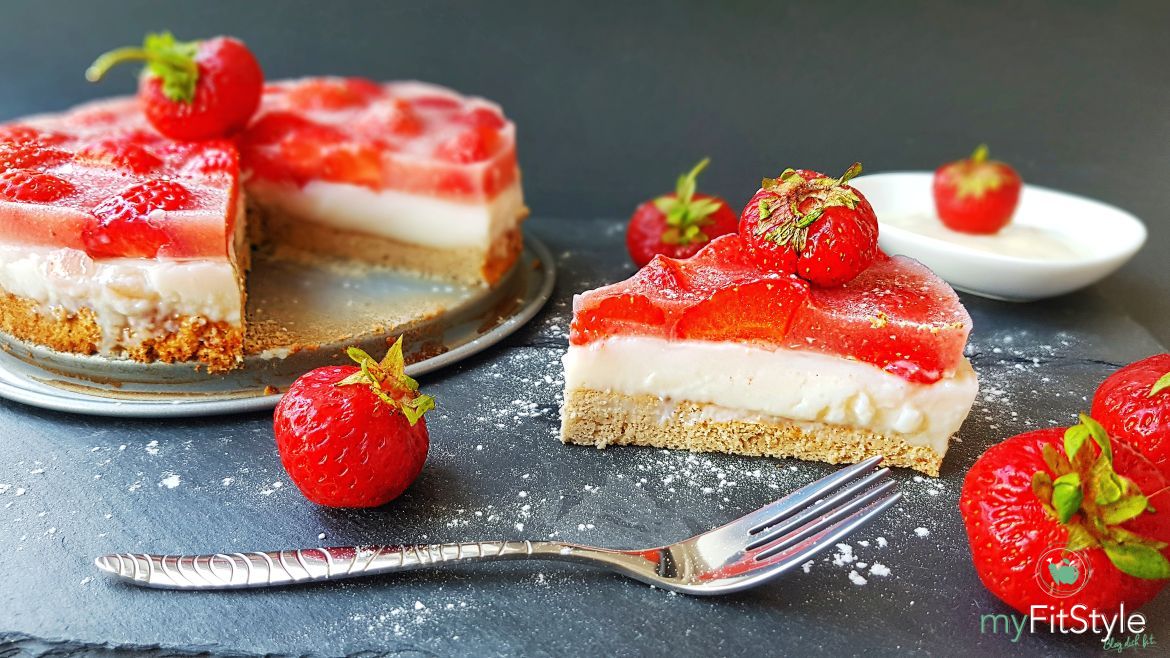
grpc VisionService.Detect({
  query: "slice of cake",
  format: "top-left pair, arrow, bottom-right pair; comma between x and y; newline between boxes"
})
240,78 -> 527,285
560,234 -> 978,475
0,99 -> 248,371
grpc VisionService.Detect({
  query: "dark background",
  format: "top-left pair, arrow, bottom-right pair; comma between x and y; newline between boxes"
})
1,0 -> 1167,344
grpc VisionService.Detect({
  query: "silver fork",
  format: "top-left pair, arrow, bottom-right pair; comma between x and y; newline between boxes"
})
94,456 -> 899,595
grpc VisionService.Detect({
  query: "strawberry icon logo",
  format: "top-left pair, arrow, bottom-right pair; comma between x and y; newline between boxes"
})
1048,559 -> 1081,586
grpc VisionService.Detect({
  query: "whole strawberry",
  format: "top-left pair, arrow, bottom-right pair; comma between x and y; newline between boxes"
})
625,158 -> 738,268
1092,354 -> 1170,478
738,163 -> 878,287
960,416 -> 1170,618
932,144 -> 1021,234
273,338 -> 435,508
87,32 -> 263,141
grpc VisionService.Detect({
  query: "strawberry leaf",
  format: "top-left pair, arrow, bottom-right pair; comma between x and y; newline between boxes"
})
1052,472 -> 1083,524
1065,524 -> 1096,552
1079,414 -> 1113,462
1151,371 -> 1170,397
400,393 -> 436,426
1063,424 -> 1090,463
1101,492 -> 1151,525
1102,541 -> 1170,580
1089,453 -> 1124,505
652,158 -> 722,247
1032,471 -> 1055,504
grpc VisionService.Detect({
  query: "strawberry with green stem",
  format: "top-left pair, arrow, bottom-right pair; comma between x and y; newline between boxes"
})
738,162 -> 879,287
932,144 -> 1022,234
960,415 -> 1170,617
87,32 -> 264,141
625,157 -> 738,267
273,337 -> 434,508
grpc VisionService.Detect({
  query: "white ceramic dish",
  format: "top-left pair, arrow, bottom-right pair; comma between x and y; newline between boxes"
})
851,172 -> 1147,302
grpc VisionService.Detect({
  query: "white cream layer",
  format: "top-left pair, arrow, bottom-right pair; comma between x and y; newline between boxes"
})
562,336 -> 978,456
247,179 -> 526,249
0,245 -> 242,352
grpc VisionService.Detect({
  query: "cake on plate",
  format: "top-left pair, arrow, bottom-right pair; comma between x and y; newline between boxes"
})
561,167 -> 977,475
0,78 -> 526,372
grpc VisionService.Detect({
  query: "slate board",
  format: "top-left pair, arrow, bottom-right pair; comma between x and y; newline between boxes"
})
1,218 -> 1167,657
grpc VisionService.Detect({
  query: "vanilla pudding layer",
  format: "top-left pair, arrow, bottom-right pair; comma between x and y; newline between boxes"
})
0,245 -> 244,353
561,336 -> 978,456
246,179 -> 527,250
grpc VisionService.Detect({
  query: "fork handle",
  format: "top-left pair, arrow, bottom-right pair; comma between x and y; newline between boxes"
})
95,541 -> 653,590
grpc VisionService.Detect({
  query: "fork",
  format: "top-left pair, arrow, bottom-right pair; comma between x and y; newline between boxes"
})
94,456 -> 900,595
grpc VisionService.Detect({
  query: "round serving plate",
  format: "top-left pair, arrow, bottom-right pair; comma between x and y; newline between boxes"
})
0,233 -> 556,418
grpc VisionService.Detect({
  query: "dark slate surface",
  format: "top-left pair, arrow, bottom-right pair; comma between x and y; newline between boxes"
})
1,218 -> 1167,657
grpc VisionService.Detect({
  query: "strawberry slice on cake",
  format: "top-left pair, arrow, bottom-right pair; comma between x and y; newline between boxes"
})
561,165 -> 978,475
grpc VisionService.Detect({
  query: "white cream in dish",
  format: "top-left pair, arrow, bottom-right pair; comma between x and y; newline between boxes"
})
562,336 -> 978,456
247,179 -> 526,249
881,213 -> 1085,260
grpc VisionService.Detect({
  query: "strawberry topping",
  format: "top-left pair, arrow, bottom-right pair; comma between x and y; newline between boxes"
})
570,234 -> 970,384
83,179 -> 193,258
0,170 -> 76,203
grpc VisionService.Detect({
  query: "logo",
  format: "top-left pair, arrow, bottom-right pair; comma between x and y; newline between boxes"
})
1035,545 -> 1091,598
979,545 -> 1156,651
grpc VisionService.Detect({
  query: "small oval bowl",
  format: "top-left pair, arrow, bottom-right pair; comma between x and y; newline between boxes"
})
851,171 -> 1147,302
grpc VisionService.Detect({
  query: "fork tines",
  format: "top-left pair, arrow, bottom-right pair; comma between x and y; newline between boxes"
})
741,456 -> 900,559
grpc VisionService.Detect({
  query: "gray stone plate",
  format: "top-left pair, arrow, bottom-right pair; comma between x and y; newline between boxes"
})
0,234 -> 555,418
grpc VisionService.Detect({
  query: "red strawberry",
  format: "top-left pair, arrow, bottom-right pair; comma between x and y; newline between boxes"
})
0,170 -> 76,203
273,338 -> 434,508
86,32 -> 263,141
0,143 -> 71,171
625,158 -> 738,268
83,179 -> 193,258
76,139 -> 162,175
738,163 -> 879,287
933,144 -> 1021,234
960,416 -> 1170,619
1092,354 -> 1170,478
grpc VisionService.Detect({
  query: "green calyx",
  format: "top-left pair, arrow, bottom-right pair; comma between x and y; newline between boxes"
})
1031,414 -> 1170,580
951,144 -> 1007,198
86,32 -> 201,103
754,162 -> 863,253
1150,371 -> 1170,397
335,337 -> 436,426
652,157 -> 724,246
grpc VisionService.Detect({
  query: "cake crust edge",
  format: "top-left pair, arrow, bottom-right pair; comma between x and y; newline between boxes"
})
560,388 -> 946,476
0,292 -> 245,373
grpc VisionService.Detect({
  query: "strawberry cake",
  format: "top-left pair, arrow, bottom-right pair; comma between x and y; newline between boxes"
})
0,78 -> 526,372
561,168 -> 978,475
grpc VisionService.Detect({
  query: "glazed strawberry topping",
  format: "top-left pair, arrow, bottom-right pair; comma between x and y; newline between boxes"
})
244,78 -> 519,201
0,98 -> 237,259
570,234 -> 971,384
84,180 -> 194,258
0,170 -> 76,203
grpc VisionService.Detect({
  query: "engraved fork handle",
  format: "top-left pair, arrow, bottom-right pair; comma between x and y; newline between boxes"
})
95,541 -> 657,590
